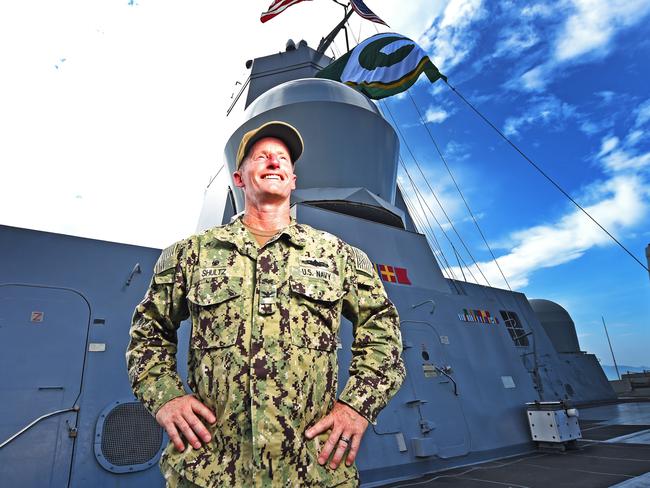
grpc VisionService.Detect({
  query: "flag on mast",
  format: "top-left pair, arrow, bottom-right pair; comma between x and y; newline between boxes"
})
349,0 -> 388,26
260,0 -> 312,23
316,32 -> 446,100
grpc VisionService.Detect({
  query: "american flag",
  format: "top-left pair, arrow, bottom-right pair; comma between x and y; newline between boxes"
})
349,0 -> 388,26
260,0 -> 312,23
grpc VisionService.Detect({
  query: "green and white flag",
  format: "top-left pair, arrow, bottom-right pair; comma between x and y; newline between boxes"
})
316,32 -> 446,100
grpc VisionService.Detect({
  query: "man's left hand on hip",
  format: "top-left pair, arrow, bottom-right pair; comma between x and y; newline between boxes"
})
305,401 -> 369,469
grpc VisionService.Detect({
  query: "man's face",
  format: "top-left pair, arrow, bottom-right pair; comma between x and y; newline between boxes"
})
233,137 -> 297,206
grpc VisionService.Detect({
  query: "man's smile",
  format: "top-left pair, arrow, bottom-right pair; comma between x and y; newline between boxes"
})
262,174 -> 283,180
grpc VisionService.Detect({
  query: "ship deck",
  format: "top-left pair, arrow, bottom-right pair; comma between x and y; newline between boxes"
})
383,400 -> 650,488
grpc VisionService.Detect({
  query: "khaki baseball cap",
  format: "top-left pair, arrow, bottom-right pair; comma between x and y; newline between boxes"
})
236,121 -> 304,169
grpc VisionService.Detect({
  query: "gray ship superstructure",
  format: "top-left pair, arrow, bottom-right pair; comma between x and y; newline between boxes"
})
1,41 -> 639,488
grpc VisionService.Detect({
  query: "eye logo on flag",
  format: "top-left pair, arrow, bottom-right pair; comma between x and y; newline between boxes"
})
316,32 -> 446,100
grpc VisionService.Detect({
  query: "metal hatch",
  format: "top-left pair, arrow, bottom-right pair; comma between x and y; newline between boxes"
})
401,320 -> 470,459
0,285 -> 90,487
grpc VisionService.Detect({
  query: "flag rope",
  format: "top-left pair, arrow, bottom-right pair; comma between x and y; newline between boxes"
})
385,94 -> 541,340
380,100 -> 486,287
382,100 -> 494,287
400,190 -> 459,285
399,165 -> 460,280
406,90 -> 513,291
398,160 -> 467,287
446,80 -> 650,273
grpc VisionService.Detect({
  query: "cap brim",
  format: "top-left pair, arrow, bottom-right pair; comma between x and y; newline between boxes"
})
238,121 -> 303,168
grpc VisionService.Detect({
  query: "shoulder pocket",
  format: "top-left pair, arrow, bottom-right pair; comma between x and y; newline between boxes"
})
153,270 -> 175,285
356,271 -> 378,289
187,276 -> 243,349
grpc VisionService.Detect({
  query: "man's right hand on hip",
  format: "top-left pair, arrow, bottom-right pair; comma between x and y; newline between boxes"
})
155,395 -> 217,452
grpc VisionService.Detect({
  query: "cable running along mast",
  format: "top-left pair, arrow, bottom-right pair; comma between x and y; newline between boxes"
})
382,100 -> 494,287
399,160 -> 465,283
406,91 -> 513,291
445,80 -> 650,274
399,181 -> 462,287
399,157 -> 483,287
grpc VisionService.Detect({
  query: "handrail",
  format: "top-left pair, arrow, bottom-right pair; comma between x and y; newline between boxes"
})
0,406 -> 79,449
435,367 -> 458,396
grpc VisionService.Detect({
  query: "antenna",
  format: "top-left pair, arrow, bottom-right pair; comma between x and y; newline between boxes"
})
602,316 -> 620,380
317,3 -> 353,54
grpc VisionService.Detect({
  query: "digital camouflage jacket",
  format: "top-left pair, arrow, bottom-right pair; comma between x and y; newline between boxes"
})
126,217 -> 405,487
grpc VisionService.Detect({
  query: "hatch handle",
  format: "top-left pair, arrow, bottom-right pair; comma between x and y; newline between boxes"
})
412,300 -> 436,314
125,263 -> 142,287
435,366 -> 458,396
0,406 -> 80,449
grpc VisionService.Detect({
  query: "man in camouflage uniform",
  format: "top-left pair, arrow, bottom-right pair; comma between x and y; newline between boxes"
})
127,121 -> 405,487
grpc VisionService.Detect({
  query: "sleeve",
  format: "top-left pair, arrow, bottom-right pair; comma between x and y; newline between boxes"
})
338,245 -> 405,424
126,239 -> 191,415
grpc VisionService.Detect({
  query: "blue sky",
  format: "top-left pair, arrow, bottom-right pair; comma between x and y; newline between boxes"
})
388,0 -> 650,367
0,1 -> 648,366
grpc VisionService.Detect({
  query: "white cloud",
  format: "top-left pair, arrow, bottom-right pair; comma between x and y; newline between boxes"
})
398,165 -> 464,223
576,92 -> 633,137
493,26 -> 540,58
503,95 -> 576,136
480,4 -> 558,84
579,118 -> 613,136
599,147 -> 650,172
635,99 -> 650,128
440,212 -> 485,232
397,157 -> 481,247
510,0 -> 650,93
597,102 -> 650,173
597,91 -> 616,104
424,0 -> 486,72
626,130 -> 644,146
598,136 -> 619,156
0,0 -> 446,247
518,65 -> 549,92
440,0 -> 483,28
555,0 -> 650,62
454,107 -> 650,288
451,174 -> 648,288
430,81 -> 447,97
424,106 -> 451,123
521,3 -> 557,18
373,0 -> 448,46
444,140 -> 472,162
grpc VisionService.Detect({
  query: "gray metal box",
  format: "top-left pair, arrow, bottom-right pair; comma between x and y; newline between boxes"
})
526,403 -> 581,443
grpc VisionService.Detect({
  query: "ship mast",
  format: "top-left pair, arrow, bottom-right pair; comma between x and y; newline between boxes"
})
317,1 -> 354,55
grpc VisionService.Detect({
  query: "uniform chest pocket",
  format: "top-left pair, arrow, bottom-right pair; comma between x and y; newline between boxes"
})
187,276 -> 243,349
289,274 -> 345,352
